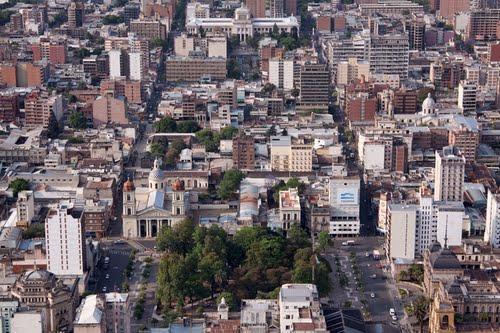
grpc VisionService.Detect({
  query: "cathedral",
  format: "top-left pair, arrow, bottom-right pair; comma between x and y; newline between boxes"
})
122,159 -> 192,238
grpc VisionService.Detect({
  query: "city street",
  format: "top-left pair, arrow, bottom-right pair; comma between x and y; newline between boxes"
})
95,243 -> 133,294
325,237 -> 406,333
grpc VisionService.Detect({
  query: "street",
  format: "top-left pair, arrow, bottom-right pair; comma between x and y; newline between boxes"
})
95,243 -> 133,293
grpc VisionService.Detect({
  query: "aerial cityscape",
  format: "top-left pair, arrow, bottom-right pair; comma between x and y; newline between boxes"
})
0,0 -> 499,332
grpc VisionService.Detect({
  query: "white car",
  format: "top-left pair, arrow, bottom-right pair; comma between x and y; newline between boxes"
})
389,308 -> 395,316
392,315 -> 398,321
105,274 -> 110,279
102,286 -> 107,292
370,293 -> 375,298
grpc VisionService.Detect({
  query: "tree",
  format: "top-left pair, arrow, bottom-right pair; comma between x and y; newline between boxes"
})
227,59 -> 241,79
413,296 -> 430,333
196,129 -> 220,152
177,120 -> 200,133
149,143 -> 166,158
102,14 -> 124,25
316,231 -> 330,254
217,169 -> 245,200
217,292 -> 236,311
399,270 -> 409,281
155,117 -> 177,133
156,218 -> 196,254
198,251 -> 227,298
219,126 -> 238,140
0,10 -> 14,26
22,223 -> 45,239
68,111 -> 87,129
9,178 -> 29,197
281,36 -> 297,50
75,48 -> 91,59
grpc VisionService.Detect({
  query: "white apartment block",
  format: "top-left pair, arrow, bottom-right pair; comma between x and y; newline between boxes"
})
329,177 -> 360,237
129,52 -> 142,81
16,190 -> 34,228
268,59 -> 294,90
186,2 -> 210,22
208,36 -> 227,58
336,58 -> 370,86
109,49 -> 124,79
458,80 -> 477,114
46,201 -> 85,276
387,191 -> 464,260
485,189 -> 500,248
279,284 -> 326,333
434,146 -> 465,202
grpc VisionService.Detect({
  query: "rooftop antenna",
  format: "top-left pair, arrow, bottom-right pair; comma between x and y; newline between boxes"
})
444,216 -> 449,249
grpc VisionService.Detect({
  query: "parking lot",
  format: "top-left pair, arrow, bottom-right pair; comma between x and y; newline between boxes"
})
325,237 -> 406,333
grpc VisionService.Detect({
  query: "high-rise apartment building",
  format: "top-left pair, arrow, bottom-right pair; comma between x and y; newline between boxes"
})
108,49 -> 129,79
458,80 -> 477,114
46,201 -> 85,276
369,33 -> 409,81
246,0 -> 266,18
336,58 -> 370,85
68,2 -> 84,28
100,79 -> 142,104
279,284 -> 325,333
298,63 -> 329,111
434,146 -> 465,202
466,8 -> 500,40
165,57 -> 227,82
30,41 -> 67,64
233,135 -> 255,170
0,93 -> 18,123
124,3 -> 140,25
130,19 -> 167,40
439,0 -> 470,20
268,58 -> 294,90
92,95 -> 128,126
485,189 -> 500,248
269,0 -> 284,18
329,176 -> 361,237
129,52 -> 143,81
24,91 -> 63,129
448,125 -> 479,163
16,190 -> 34,229
406,14 -> 425,51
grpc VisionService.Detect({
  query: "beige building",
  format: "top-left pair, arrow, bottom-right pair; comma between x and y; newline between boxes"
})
165,56 -> 227,82
16,190 -> 34,229
434,146 -> 465,202
174,33 -> 195,57
336,58 -> 370,86
270,136 -> 313,172
92,95 -> 128,126
279,188 -> 301,232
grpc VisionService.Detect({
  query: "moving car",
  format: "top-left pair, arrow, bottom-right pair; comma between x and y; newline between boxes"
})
389,308 -> 395,316
370,293 -> 375,298
392,315 -> 398,321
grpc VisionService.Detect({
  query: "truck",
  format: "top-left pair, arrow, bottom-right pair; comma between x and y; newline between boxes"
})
373,250 -> 381,260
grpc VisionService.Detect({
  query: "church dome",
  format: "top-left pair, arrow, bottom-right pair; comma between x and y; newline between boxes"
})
149,158 -> 164,182
235,4 -> 250,20
23,269 -> 53,282
123,178 -> 135,192
422,93 -> 435,113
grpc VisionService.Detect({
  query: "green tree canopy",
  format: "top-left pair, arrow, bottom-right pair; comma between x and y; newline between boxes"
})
217,169 -> 244,200
68,111 -> 87,129
155,117 -> 177,133
9,178 -> 29,197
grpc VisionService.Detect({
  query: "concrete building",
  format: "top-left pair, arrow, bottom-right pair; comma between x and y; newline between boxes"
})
458,80 -> 477,114
298,63 -> 330,111
105,293 -> 130,333
448,124 -> 479,163
268,58 -> 294,90
186,5 -> 299,41
129,52 -> 143,81
30,41 -> 67,65
0,299 -> 18,333
0,93 -> 18,123
68,2 -> 84,28
108,49 -> 128,79
434,146 -> 465,203
24,90 -> 63,130
46,201 -> 85,276
387,204 -> 417,260
232,135 -> 255,170
345,92 -> 377,124
165,57 -> 227,82
369,33 -> 409,81
246,0 -> 266,18
329,176 -> 361,237
124,3 -> 140,25
279,188 -> 301,232
360,1 -> 424,16
174,33 -> 195,57
207,36 -> 228,58
100,79 -> 142,104
16,190 -> 34,229
467,8 -> 500,40
74,294 -> 105,333
484,189 -> 500,248
92,95 -> 128,126
130,19 -> 167,40
336,58 -> 370,86
279,284 -> 326,333
186,2 -> 210,21
439,0 -> 470,20
406,13 -> 425,51
270,136 -> 313,172
363,142 -> 386,171
83,201 -> 110,240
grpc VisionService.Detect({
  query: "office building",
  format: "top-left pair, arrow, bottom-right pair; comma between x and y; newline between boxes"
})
279,284 -> 326,333
467,8 -> 500,40
439,0 -> 470,20
46,201 -> 85,276
369,33 -> 409,81
434,146 -> 465,202
392,88 -> 418,114
123,3 -> 140,25
0,299 -> 18,333
108,49 -> 129,79
16,190 -> 34,229
484,189 -> 500,248
298,63 -> 330,111
458,80 -> 477,114
268,58 -> 294,90
165,57 -> 227,82
246,0 -> 266,18
270,136 -> 313,172
130,19 -> 167,40
100,79 -> 142,104
336,58 -> 370,86
174,33 -> 195,57
359,1 -> 424,16
406,14 -> 425,51
68,2 -> 84,28
269,0 -> 284,18
448,124 -> 479,163
83,55 -> 109,80
129,52 -> 143,81
24,91 -> 63,129
0,93 -> 18,123
345,92 -> 377,124
30,41 -> 67,64
233,135 -> 255,170
329,176 -> 361,237
92,95 -> 128,126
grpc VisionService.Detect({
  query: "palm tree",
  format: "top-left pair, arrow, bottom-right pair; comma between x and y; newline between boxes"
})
413,296 -> 431,333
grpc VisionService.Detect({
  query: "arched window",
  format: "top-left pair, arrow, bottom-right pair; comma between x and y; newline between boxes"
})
127,194 -> 131,201
127,208 -> 131,215
441,315 -> 449,328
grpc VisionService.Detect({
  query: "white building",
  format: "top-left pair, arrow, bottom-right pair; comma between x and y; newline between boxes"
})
387,186 -> 464,261
0,299 -> 18,333
129,52 -> 143,81
186,4 -> 299,42
434,145 -> 465,202
16,190 -> 34,228
268,59 -> 294,90
363,142 -> 386,171
336,58 -> 370,86
174,33 -> 195,57
278,284 -> 326,333
279,188 -> 301,232
458,80 -> 477,114
46,201 -> 85,276
208,36 -> 227,58
369,33 -> 409,81
105,293 -> 130,333
186,2 -> 210,22
108,49 -> 124,79
329,176 -> 360,237
484,189 -> 500,248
